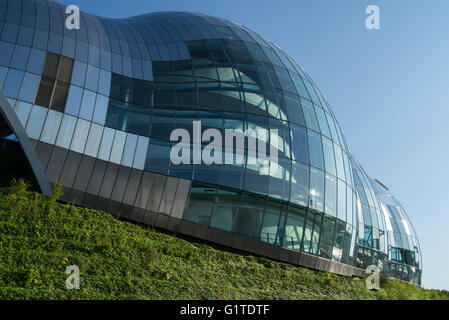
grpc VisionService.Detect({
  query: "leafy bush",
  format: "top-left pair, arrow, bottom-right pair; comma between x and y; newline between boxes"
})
0,184 -> 446,300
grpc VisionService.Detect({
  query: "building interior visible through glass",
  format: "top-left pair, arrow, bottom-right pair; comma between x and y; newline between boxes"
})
0,0 -> 421,285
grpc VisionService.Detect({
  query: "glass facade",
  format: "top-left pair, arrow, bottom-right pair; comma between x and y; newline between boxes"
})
0,0 -> 421,284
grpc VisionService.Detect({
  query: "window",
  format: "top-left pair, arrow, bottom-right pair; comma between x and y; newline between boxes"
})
285,206 -> 307,250
319,216 -> 336,259
35,53 -> 74,112
183,185 -> 216,226
311,212 -> 322,255
209,189 -> 240,232
290,161 -> 309,207
309,167 -> 325,212
290,124 -> 308,164
144,139 -> 172,175
322,136 -> 336,175
301,98 -> 319,132
233,195 -> 265,239
325,173 -> 337,216
308,130 -> 324,170
314,106 -> 331,138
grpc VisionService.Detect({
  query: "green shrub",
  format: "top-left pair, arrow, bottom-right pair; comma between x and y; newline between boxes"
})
0,183 -> 446,300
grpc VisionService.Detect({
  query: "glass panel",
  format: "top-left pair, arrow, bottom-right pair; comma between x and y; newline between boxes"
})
50,80 -> 69,112
3,69 -> 24,99
183,185 -> 215,226
285,206 -> 306,250
322,136 -> 336,175
290,161 -> 309,207
145,139 -> 172,175
307,130 -> 324,170
25,106 -> 47,140
209,190 -> 240,232
42,53 -> 60,78
261,201 -> 283,245
85,65 -> 99,92
151,109 -> 175,140
284,92 -> 304,126
309,167 -> 324,212
126,110 -> 152,137
18,72 -> 40,103
325,173 -> 337,216
71,60 -> 87,87
314,106 -> 331,138
245,155 -> 269,195
14,101 -> 32,127
334,144 -> 346,181
233,195 -> 265,239
302,211 -> 314,253
92,94 -> 109,125
311,212 -> 322,254
290,124 -> 308,164
301,98 -> 319,132
268,157 -> 291,201
337,180 -> 347,222
333,220 -> 346,262
64,85 -> 83,116
105,99 -> 127,132
35,76 -> 55,108
319,216 -> 335,259
78,90 -> 96,121
56,56 -> 74,82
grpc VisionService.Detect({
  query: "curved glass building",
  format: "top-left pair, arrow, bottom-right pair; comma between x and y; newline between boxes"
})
0,0 -> 421,284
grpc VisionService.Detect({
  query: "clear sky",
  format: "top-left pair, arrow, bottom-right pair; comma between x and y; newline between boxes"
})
56,0 -> 449,290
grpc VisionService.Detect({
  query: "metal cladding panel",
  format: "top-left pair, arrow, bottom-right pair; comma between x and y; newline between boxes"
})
170,179 -> 191,219
178,219 -> 196,237
86,159 -> 108,196
166,216 -> 182,233
59,150 -> 82,188
98,162 -> 120,200
122,169 -> 143,206
146,174 -> 166,213
159,177 -> 178,215
73,155 -> 96,192
35,141 -> 53,170
45,146 -> 68,183
141,210 -> 157,226
134,171 -> 155,210
110,166 -> 131,203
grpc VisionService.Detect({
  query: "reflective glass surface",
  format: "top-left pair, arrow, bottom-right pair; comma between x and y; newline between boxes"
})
0,1 -> 421,284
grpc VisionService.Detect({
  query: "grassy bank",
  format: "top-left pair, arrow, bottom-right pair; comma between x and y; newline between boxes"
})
0,181 -> 447,300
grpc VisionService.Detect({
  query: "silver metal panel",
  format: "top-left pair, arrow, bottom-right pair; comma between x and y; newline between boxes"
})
25,105 -> 47,140
109,129 -> 126,164
84,122 -> 104,158
55,114 -> 77,149
14,101 -> 32,127
70,118 -> 90,153
40,109 -> 62,145
121,133 -> 138,167
133,136 -> 149,170
97,126 -> 115,161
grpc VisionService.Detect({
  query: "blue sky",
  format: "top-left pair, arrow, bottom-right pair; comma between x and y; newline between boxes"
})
57,0 -> 449,290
